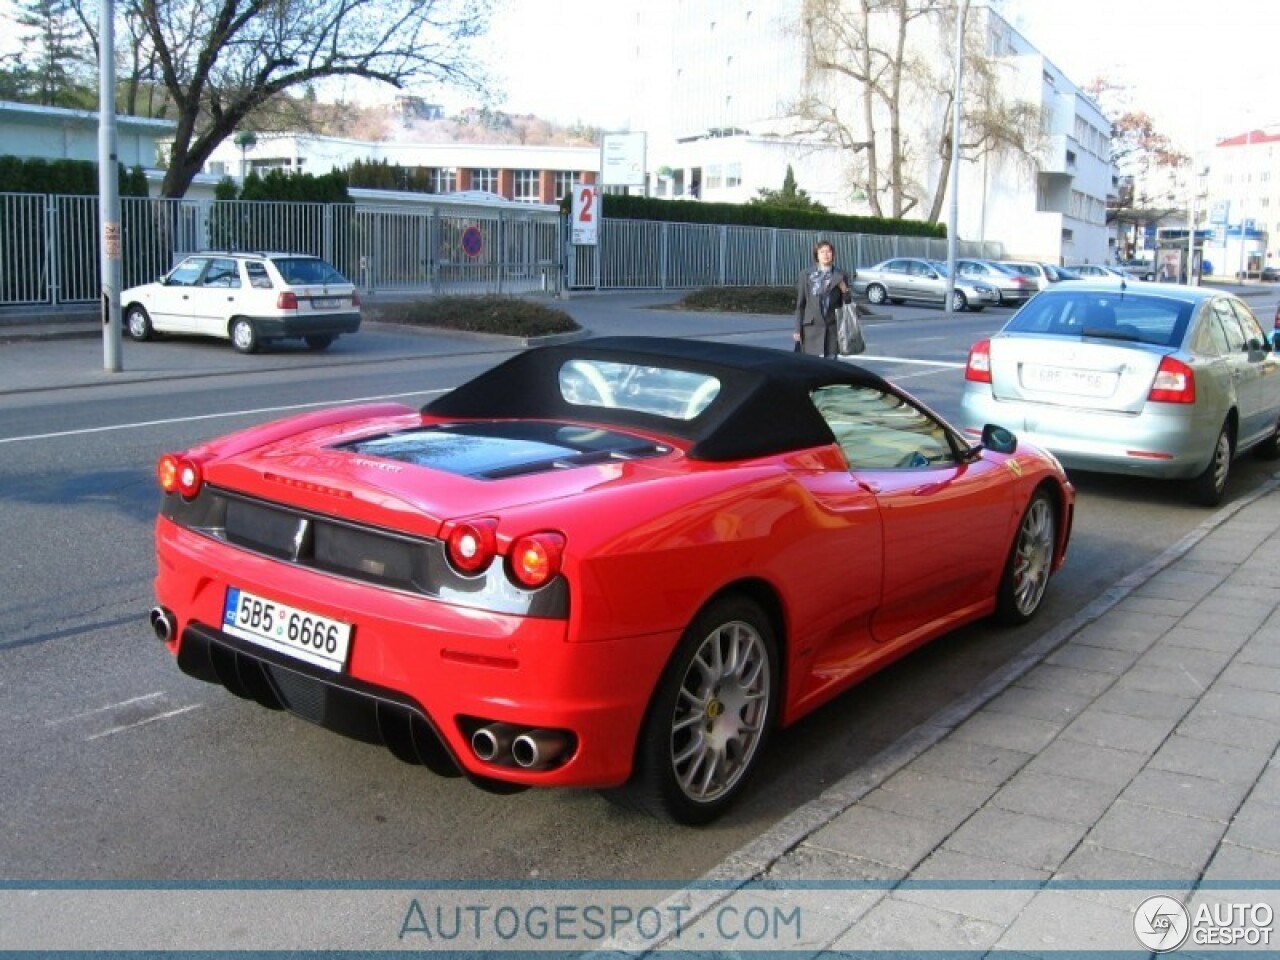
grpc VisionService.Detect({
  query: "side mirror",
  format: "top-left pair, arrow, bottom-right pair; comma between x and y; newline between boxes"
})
981,423 -> 1018,455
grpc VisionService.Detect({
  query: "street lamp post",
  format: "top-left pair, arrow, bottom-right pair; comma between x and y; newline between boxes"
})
1238,127 -> 1253,280
234,130 -> 258,181
944,0 -> 969,313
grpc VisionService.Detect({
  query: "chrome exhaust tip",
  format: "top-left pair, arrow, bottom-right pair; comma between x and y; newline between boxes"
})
149,606 -> 175,643
512,729 -> 571,769
471,722 -> 519,763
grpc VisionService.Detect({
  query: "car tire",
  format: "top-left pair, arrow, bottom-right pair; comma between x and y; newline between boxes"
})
305,334 -> 334,351
1189,423 -> 1233,506
951,290 -> 969,312
866,284 -> 887,305
230,318 -> 259,354
603,595 -> 778,825
125,305 -> 153,342
994,489 -> 1056,625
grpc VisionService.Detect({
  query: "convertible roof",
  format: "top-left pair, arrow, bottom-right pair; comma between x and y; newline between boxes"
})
425,336 -> 895,461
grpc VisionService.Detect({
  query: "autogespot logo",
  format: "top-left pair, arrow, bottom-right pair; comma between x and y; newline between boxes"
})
1135,895 -> 1191,952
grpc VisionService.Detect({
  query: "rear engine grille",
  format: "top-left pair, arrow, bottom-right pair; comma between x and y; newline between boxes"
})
161,486 -> 567,617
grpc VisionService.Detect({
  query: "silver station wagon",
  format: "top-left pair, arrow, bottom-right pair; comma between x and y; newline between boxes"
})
960,283 -> 1280,505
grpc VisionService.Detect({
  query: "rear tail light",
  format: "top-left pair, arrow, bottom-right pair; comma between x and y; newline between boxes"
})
508,532 -> 566,588
1148,356 -> 1196,404
965,340 -> 992,383
276,291 -> 299,310
444,518 -> 499,574
157,453 -> 203,498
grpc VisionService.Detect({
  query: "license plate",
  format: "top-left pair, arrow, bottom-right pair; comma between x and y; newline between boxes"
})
222,587 -> 351,671
1020,363 -> 1111,398
311,297 -> 341,309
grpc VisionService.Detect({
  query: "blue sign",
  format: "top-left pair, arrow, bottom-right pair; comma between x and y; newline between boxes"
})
461,225 -> 484,258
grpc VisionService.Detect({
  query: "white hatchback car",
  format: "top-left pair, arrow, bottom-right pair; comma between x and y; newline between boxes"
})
123,251 -> 361,353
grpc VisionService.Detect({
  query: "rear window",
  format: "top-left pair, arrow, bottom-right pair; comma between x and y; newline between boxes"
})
558,360 -> 721,420
271,257 -> 348,285
1005,291 -> 1192,348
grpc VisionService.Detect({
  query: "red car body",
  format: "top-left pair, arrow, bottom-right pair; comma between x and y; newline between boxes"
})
152,337 -> 1073,823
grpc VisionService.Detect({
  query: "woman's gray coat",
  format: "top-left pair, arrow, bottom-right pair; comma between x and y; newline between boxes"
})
795,267 -> 853,358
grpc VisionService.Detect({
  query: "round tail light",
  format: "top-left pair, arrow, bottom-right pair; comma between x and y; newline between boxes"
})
508,532 -> 566,588
157,453 -> 203,498
445,518 -> 498,574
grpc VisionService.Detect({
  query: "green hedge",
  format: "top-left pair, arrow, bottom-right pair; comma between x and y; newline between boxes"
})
0,156 -> 149,196
571,193 -> 946,238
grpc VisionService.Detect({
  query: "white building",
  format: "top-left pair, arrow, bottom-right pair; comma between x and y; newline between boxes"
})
1204,127 -> 1278,277
0,99 -> 176,169
618,1 -> 1114,265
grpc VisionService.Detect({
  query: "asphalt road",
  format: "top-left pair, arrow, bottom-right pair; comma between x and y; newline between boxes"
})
2,298 -> 1277,883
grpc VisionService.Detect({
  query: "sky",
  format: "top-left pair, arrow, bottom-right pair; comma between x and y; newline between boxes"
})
461,0 -> 1280,155
0,0 -> 1274,153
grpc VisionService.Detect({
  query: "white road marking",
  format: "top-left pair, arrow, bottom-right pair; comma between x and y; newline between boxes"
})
852,355 -> 965,369
0,389 -> 447,445
85,704 -> 204,741
46,692 -> 166,726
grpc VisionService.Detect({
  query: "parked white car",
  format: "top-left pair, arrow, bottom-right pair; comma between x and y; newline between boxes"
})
123,251 -> 361,353
1070,264 -> 1131,284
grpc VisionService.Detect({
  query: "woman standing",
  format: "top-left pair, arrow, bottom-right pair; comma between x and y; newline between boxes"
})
794,240 -> 853,358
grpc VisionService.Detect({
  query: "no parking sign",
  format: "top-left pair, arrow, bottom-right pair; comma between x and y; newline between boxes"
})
461,224 -> 484,258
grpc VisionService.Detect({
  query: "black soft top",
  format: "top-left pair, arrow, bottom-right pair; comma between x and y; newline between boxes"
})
425,336 -> 895,461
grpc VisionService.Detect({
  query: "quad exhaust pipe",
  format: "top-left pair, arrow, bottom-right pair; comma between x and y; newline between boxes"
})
150,606 -> 176,643
471,723 -> 572,769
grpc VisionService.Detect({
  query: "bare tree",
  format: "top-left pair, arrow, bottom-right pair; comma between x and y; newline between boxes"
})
794,0 -> 1038,223
74,0 -> 494,197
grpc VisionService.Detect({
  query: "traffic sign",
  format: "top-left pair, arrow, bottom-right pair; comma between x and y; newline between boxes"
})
461,224 -> 484,258
571,184 -> 598,246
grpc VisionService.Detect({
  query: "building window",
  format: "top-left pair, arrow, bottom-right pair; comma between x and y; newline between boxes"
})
514,169 -> 540,203
554,171 -> 576,201
726,162 -> 742,188
705,164 -> 723,190
472,168 -> 499,192
430,167 -> 457,193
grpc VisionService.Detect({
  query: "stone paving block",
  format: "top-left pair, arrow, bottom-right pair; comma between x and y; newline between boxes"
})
903,849 -> 1047,926
944,807 -> 1087,872
984,684 -> 1093,725
1121,768 -> 1253,823
1091,685 -> 1196,723
1115,664 -> 1215,700
830,893 -> 1003,952
859,768 -> 997,831
1239,634 -> 1280,668
1219,798 -> 1280,856
995,887 -> 1135,953
1086,799 -> 1227,872
1045,643 -> 1141,676
1112,593 -> 1196,618
950,710 -> 1065,755
1134,644 -> 1236,689
906,737 -> 1033,786
1149,734 -> 1273,786
1160,624 -> 1253,653
804,804 -> 952,871
911,846 -> 1051,883
1179,595 -> 1275,635
1135,569 -> 1226,603
1218,661 -> 1280,694
1024,738 -> 1148,787
1057,841 -> 1196,883
1198,684 -> 1280,721
1015,662 -> 1116,699
1255,758 -> 1280,797
766,844 -> 906,883
1176,705 -> 1280,751
1059,708 -> 1176,754
1214,580 -> 1280,606
1202,841 -> 1280,882
990,771 -> 1124,826
1067,617 -> 1164,654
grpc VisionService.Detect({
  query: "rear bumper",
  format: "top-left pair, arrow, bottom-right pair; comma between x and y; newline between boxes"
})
155,519 -> 673,788
960,389 -> 1217,479
250,311 -> 361,338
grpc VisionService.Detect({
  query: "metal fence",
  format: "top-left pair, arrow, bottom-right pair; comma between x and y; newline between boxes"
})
0,191 -> 1005,310
566,221 -> 1005,290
